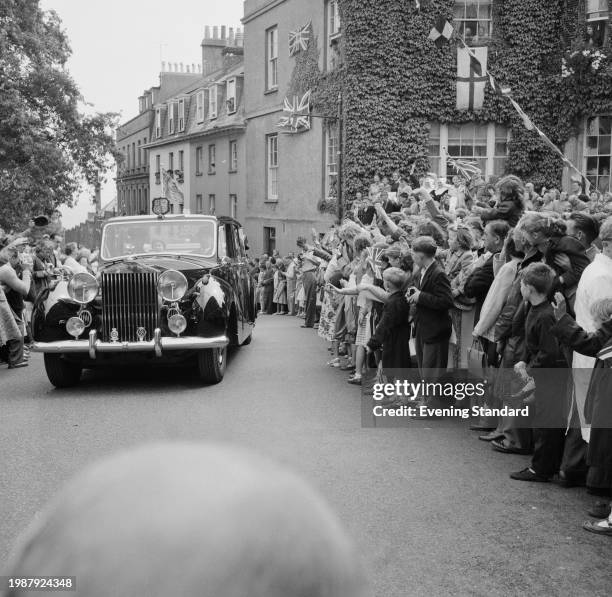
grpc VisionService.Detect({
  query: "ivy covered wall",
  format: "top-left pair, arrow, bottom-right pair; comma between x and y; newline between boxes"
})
309,0 -> 612,201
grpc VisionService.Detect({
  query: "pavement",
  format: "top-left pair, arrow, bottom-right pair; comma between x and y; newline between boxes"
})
1,315 -> 611,596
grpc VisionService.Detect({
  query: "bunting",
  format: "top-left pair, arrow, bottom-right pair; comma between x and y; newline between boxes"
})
428,16 -> 453,48
455,37 -> 588,188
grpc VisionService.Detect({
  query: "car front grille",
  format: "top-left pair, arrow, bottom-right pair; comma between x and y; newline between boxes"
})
101,272 -> 159,342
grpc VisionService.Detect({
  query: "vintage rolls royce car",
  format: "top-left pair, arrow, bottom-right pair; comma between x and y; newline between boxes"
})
31,211 -> 256,388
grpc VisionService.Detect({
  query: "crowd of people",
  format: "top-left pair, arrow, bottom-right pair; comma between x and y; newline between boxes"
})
250,170 -> 612,537
0,212 -> 99,370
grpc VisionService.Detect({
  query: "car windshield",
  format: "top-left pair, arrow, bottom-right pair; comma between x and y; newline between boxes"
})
101,220 -> 216,260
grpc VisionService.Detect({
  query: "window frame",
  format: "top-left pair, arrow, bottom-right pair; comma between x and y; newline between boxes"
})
229,139 -> 238,172
586,0 -> 609,47
155,108 -> 162,138
230,194 -> 238,219
265,26 -> 279,92
155,154 -> 161,184
168,102 -> 176,134
209,194 -> 216,216
428,122 -> 510,181
226,78 -> 237,114
453,0 -> 493,46
208,85 -> 218,119
196,146 -> 203,176
196,91 -> 205,123
178,98 -> 185,132
266,133 -> 279,201
196,194 -> 203,214
325,125 -> 339,200
584,114 -> 612,195
208,144 -> 216,175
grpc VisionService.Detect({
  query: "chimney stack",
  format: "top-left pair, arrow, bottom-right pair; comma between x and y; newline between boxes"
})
229,27 -> 235,46
161,61 -> 166,71
201,24 -> 230,75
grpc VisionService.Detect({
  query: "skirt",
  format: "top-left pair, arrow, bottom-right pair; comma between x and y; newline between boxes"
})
317,289 -> 341,342
355,310 -> 372,347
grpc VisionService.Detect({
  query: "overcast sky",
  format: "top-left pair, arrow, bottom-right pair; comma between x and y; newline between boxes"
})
40,0 -> 243,227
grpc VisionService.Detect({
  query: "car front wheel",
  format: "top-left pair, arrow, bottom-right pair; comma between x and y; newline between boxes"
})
44,354 -> 83,388
196,345 -> 227,384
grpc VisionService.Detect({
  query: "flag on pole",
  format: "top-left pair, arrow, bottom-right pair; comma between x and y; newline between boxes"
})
457,47 -> 488,111
428,16 -> 453,47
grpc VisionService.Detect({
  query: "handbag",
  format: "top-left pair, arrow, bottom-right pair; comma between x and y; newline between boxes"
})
467,337 -> 488,379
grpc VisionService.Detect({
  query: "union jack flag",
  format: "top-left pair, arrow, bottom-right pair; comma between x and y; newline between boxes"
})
289,22 -> 311,56
278,90 -> 312,132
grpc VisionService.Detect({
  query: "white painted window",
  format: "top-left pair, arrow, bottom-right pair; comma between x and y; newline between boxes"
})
208,85 -> 217,119
428,122 -> 510,181
226,78 -> 236,113
325,126 -> 339,199
453,1 -> 493,45
585,115 -> 612,194
178,98 -> 185,131
155,108 -> 161,138
266,134 -> 278,200
168,102 -> 175,134
196,91 -> 205,123
266,26 -> 278,90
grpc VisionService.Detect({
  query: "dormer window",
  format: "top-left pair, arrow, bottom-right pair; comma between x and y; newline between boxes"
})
196,91 -> 205,123
168,102 -> 176,134
155,108 -> 162,138
178,98 -> 185,132
209,85 -> 217,119
226,79 -> 236,114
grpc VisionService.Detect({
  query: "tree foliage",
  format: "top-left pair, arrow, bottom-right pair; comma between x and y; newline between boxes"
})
0,0 -> 119,231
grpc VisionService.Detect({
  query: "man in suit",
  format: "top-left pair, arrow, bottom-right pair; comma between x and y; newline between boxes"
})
406,236 -> 453,375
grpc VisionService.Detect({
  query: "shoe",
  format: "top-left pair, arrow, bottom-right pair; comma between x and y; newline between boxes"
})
588,501 -> 612,519
8,362 -> 29,369
479,431 -> 504,442
469,423 -> 496,431
491,440 -> 531,455
583,519 -> 612,536
300,325 -> 313,328
510,468 -> 549,482
347,376 -> 362,385
340,364 -> 355,371
326,358 -> 340,367
552,472 -> 586,488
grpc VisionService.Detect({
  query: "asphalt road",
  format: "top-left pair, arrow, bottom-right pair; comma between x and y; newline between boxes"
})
1,315 -> 611,596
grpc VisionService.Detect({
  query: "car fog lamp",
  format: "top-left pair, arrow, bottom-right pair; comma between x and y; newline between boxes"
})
157,270 -> 188,301
67,272 -> 99,304
66,316 -> 86,339
168,313 -> 187,336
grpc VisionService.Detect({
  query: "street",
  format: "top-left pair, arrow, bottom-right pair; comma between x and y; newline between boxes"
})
1,316 -> 610,597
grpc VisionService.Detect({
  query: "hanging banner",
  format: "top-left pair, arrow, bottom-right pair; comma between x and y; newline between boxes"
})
457,46 -> 488,111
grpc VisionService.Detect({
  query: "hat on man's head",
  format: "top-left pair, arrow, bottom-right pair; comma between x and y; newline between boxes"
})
33,215 -> 49,227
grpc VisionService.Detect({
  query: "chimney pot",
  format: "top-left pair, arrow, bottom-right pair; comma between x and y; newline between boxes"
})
221,25 -> 226,40
174,62 -> 178,72
213,26 -> 218,39
198,64 -> 202,72
186,65 -> 190,73
205,25 -> 211,39
180,62 -> 184,72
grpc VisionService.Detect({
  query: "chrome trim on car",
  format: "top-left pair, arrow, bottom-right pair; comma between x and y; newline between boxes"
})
32,329 -> 229,357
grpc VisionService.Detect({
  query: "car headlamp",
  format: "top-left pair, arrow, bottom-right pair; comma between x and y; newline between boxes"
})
157,270 -> 188,302
168,313 -> 187,336
66,316 -> 85,339
67,273 -> 99,304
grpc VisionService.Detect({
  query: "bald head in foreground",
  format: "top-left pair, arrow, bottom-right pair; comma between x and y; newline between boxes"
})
4,443 -> 368,597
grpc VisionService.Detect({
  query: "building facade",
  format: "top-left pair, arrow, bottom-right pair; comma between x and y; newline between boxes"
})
145,27 -> 247,221
116,68 -> 205,215
242,0 -> 339,255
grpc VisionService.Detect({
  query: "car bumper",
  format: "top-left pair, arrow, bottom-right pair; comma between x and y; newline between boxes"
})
31,329 -> 229,359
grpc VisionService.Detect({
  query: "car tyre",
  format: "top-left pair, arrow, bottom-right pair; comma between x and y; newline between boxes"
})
197,345 -> 227,384
44,354 -> 82,388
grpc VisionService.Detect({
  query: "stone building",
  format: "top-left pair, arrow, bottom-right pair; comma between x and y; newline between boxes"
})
145,26 -> 247,220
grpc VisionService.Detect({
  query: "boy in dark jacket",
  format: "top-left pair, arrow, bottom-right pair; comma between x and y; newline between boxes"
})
510,263 -> 569,483
367,267 -> 412,374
